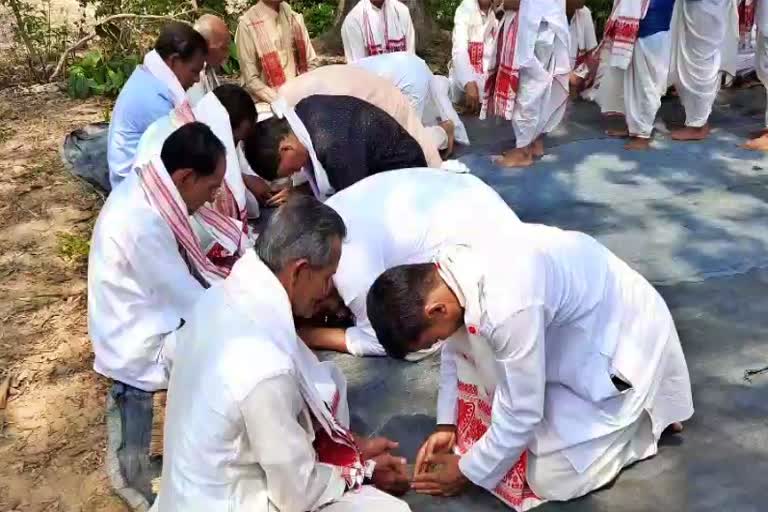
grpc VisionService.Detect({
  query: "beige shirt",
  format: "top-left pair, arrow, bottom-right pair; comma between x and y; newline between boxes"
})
236,1 -> 318,103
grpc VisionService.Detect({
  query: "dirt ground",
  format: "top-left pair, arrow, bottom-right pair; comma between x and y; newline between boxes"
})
0,85 -> 128,512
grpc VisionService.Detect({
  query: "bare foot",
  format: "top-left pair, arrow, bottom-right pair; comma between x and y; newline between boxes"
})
670,125 -> 710,141
664,422 -> 684,435
748,128 -> 768,139
605,127 -> 630,138
625,136 -> 651,150
532,137 -> 545,158
742,134 -> 768,151
493,148 -> 534,168
439,120 -> 456,158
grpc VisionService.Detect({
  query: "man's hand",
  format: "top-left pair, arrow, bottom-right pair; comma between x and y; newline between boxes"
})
371,452 -> 411,496
266,185 -> 293,207
356,436 -> 399,460
411,453 -> 469,496
464,81 -> 481,116
415,425 -> 456,475
569,72 -> 585,98
242,174 -> 273,205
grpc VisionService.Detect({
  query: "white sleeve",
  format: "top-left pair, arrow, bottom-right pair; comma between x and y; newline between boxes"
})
242,374 -> 347,512
342,16 -> 367,63
458,306 -> 546,490
451,16 -> 475,89
128,217 -> 205,319
436,341 -> 459,425
343,293 -> 386,357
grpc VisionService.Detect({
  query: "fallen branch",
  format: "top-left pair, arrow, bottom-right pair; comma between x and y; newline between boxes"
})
49,11 -> 195,81
744,365 -> 768,382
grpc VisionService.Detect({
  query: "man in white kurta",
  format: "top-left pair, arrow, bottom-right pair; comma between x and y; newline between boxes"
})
483,0 -> 571,168
668,0 -> 739,141
89,122 -> 236,392
156,196 -> 411,511
566,0 -> 598,97
352,52 -> 470,152
342,0 -> 416,62
449,0 -> 499,114
366,225 -> 694,510
591,0 -> 676,150
187,14 -> 230,105
298,168 -> 520,358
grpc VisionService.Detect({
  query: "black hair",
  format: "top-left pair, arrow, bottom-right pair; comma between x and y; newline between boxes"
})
154,21 -> 208,62
366,263 -> 439,359
255,195 -> 347,272
242,116 -> 293,181
213,84 -> 257,134
161,122 -> 225,176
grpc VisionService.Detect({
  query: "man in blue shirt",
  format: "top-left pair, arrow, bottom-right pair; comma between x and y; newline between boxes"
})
107,22 -> 208,189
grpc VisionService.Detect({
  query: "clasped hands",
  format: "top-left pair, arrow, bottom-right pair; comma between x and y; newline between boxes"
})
357,425 -> 469,498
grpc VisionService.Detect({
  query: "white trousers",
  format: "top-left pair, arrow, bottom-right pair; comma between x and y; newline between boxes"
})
512,27 -> 570,148
670,0 -> 732,127
320,486 -> 411,511
527,412 -> 655,502
596,31 -> 672,138
757,30 -> 768,128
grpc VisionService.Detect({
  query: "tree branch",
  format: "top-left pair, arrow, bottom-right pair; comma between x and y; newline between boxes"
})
49,11 -> 195,81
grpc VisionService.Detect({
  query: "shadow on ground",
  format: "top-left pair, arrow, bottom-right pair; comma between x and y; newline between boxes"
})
323,87 -> 768,511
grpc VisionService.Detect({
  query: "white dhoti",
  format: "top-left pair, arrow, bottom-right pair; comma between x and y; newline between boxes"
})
595,31 -> 673,138
512,27 -> 571,148
669,0 -> 739,128
757,30 -> 768,127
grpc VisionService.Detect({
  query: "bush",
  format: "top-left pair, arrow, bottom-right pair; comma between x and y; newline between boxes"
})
67,50 -> 139,99
291,0 -> 337,36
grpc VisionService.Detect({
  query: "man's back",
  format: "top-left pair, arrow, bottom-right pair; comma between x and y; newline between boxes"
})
325,168 -> 520,355
107,67 -> 174,188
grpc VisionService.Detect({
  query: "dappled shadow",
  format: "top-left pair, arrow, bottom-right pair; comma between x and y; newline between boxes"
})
324,89 -> 768,510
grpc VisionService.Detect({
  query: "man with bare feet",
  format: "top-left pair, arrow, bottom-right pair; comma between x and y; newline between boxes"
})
590,0 -> 676,150
742,0 -> 768,150
483,0 -> 571,168
668,0 -> 739,142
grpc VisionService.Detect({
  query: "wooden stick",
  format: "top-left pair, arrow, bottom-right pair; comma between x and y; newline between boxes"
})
49,11 -> 195,81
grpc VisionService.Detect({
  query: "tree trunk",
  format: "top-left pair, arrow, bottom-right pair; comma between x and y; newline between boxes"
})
316,0 -> 436,55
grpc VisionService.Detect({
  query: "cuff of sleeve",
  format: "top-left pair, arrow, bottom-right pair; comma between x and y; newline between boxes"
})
436,398 -> 457,425
345,327 -> 386,357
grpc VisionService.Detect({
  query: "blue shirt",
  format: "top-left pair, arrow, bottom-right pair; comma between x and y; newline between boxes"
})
638,0 -> 677,38
107,66 -> 175,189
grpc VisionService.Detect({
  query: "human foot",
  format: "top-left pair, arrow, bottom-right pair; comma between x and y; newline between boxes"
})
532,137 -> 545,158
605,127 -> 630,138
671,125 -> 710,141
493,148 -> 534,168
742,134 -> 768,151
625,136 -> 651,150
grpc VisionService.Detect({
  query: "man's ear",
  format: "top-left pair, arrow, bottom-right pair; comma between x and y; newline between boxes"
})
170,167 -> 196,189
165,53 -> 182,69
425,302 -> 447,320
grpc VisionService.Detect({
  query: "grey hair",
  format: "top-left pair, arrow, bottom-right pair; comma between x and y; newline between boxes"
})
255,195 -> 347,272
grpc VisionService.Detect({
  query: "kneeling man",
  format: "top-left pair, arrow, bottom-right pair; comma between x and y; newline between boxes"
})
156,196 -> 411,511
367,224 -> 694,510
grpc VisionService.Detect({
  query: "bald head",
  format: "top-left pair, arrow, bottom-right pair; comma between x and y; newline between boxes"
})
195,14 -> 231,68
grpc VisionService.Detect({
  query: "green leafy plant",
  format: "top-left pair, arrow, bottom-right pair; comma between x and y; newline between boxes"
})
67,50 -> 139,99
57,232 -> 91,265
220,40 -> 241,75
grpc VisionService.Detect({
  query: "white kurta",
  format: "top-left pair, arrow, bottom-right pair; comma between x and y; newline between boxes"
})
669,0 -> 739,128
156,252 -> 410,511
756,0 -> 768,127
434,225 -> 694,500
341,0 -> 416,62
594,31 -> 673,138
568,7 -> 598,70
449,0 -> 499,102
324,168 -> 521,357
351,52 -> 470,146
87,171 -> 203,391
